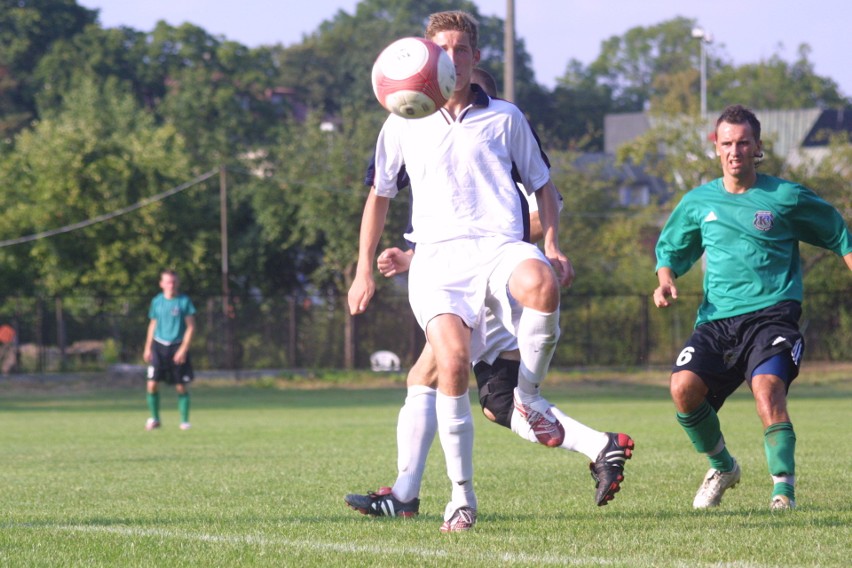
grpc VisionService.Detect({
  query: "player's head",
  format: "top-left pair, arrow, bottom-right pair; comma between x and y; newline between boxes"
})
715,104 -> 761,142
426,11 -> 478,50
471,67 -> 498,98
160,269 -> 179,296
426,11 -> 480,94
714,104 -> 764,179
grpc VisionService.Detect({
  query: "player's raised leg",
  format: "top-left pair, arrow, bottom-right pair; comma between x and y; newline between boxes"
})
508,258 -> 564,447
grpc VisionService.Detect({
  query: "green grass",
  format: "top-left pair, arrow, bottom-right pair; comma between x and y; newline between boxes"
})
1,378 -> 850,567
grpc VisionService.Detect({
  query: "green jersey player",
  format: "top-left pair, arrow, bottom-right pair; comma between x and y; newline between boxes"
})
143,269 -> 197,431
654,105 -> 852,511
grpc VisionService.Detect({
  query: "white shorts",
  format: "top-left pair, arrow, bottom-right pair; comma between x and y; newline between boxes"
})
408,237 -> 548,357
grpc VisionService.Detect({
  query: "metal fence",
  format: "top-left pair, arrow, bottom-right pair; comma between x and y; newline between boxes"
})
0,290 -> 850,375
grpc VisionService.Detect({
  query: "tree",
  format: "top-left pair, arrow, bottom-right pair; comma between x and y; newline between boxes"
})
0,74 -> 197,299
589,17 -> 700,113
0,0 -> 96,134
711,45 -> 849,110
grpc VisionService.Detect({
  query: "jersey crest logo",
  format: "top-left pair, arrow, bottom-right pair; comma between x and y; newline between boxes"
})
753,210 -> 774,232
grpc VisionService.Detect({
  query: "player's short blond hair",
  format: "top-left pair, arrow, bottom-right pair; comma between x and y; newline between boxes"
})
425,11 -> 478,50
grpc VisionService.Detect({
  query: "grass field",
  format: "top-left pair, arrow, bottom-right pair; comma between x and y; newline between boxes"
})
1,369 -> 850,567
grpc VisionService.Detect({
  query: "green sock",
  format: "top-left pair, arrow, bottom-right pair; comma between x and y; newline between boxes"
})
772,482 -> 795,500
676,399 -> 735,472
765,422 -> 796,499
147,392 -> 160,421
178,392 -> 190,423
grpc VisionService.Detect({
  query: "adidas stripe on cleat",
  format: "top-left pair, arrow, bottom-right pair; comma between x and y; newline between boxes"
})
589,432 -> 635,506
344,486 -> 419,518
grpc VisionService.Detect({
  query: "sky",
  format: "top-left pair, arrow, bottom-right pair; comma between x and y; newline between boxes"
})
77,0 -> 852,98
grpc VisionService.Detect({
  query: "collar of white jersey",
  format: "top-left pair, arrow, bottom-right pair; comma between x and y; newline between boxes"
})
437,83 -> 491,123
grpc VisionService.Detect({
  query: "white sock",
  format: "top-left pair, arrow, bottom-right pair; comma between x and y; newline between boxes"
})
436,391 -> 476,517
771,474 -> 795,486
510,405 -> 608,460
391,385 -> 437,503
551,407 -> 609,460
516,307 -> 560,396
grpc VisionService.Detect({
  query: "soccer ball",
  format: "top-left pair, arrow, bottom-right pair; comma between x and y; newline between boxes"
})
371,37 -> 456,119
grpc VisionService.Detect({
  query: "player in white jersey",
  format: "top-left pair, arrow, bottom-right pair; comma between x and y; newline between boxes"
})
349,24 -> 630,530
345,183 -> 635,520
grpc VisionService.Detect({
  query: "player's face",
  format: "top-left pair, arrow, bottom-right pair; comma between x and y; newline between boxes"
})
160,274 -> 178,298
715,121 -> 762,182
431,30 -> 480,94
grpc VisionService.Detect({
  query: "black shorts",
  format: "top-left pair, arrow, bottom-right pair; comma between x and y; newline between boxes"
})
673,300 -> 804,410
473,358 -> 520,428
148,341 -> 194,385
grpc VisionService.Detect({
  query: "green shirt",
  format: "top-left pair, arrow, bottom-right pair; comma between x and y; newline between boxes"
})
148,293 -> 196,344
655,174 -> 852,326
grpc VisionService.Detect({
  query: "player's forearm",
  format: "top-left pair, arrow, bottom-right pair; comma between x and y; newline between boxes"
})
144,320 -> 156,350
535,180 -> 561,254
181,317 -> 195,350
657,267 -> 676,286
843,251 -> 852,272
356,191 -> 390,276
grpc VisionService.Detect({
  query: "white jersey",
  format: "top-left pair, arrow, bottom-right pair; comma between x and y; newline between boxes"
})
373,94 -> 550,245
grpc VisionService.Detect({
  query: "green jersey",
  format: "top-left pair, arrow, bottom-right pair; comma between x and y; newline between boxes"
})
148,293 -> 196,344
655,174 -> 852,326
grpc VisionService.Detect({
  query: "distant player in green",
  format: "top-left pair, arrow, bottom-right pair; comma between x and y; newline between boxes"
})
654,105 -> 852,511
143,269 -> 197,431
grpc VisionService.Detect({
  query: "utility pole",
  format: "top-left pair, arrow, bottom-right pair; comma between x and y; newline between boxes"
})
691,27 -> 713,116
504,0 -> 515,101
219,165 -> 233,369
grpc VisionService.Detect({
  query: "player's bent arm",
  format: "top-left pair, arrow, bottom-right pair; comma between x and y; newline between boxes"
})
534,179 -> 572,286
378,247 -> 414,277
843,251 -> 852,272
654,267 -> 678,308
348,190 -> 391,315
143,319 -> 157,363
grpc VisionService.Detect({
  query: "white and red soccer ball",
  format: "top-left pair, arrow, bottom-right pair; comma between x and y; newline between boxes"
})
371,37 -> 456,119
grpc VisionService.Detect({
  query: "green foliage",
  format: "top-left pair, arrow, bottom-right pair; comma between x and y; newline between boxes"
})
0,75 -> 195,297
712,46 -> 848,111
0,0 -> 96,133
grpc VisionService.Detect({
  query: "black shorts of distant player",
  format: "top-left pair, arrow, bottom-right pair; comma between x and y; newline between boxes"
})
147,341 -> 194,385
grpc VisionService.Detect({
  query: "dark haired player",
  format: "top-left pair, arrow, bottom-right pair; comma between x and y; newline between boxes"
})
654,104 -> 852,510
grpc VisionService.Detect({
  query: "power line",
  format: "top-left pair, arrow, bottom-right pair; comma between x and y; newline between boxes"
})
0,169 -> 219,249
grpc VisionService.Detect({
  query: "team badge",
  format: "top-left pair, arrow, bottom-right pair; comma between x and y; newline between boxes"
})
753,210 -> 774,232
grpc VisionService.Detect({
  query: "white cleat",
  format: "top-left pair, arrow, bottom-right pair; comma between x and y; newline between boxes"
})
693,459 -> 741,508
770,494 -> 796,511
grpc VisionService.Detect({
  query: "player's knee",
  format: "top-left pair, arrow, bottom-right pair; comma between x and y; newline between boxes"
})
510,261 -> 559,311
147,380 -> 158,394
670,371 -> 706,412
481,407 -> 498,422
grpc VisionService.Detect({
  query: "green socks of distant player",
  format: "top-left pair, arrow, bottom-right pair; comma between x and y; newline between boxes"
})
178,392 -> 190,423
676,400 -> 735,472
146,391 -> 160,421
765,422 -> 796,499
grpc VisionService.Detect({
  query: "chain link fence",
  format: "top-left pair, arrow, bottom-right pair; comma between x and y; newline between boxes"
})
0,290 -> 849,375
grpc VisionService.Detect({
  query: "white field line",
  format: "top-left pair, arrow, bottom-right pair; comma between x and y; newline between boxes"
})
54,524 -> 615,565
19,524 -> 779,568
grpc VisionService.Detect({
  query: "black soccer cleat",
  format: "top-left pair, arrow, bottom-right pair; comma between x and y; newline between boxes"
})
344,486 -> 420,518
589,432 -> 634,506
